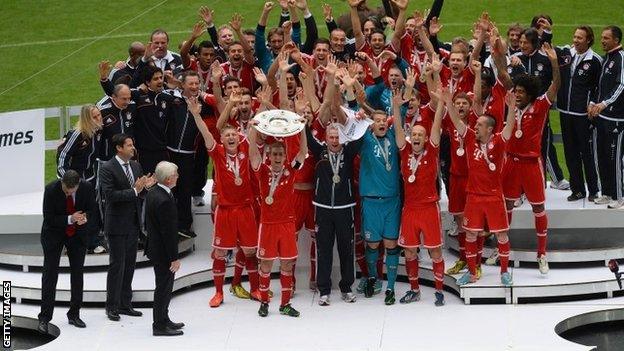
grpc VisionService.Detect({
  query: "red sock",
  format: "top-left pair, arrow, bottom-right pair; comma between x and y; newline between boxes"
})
355,236 -> 369,277
377,245 -> 385,279
245,255 -> 259,292
535,211 -> 548,257
498,237 -> 510,273
405,257 -> 420,290
309,234 -> 317,281
465,237 -> 477,275
432,257 -> 445,291
476,236 -> 485,266
231,250 -> 246,286
259,270 -> 271,303
458,231 -> 466,261
280,271 -> 293,306
212,255 -> 226,294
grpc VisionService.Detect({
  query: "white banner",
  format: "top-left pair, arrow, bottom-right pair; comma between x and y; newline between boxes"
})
0,109 -> 45,197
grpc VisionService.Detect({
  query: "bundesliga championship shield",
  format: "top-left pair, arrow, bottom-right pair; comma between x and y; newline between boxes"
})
253,109 -> 305,137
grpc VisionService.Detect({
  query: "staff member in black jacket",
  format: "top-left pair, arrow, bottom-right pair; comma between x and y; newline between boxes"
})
38,170 -> 96,333
556,26 -> 602,202
96,84 -> 136,161
307,123 -> 362,306
100,133 -> 155,321
589,25 -> 624,209
145,161 -> 184,336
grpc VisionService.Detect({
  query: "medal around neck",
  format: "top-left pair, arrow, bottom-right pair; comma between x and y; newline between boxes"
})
253,109 -> 305,137
265,196 -> 274,205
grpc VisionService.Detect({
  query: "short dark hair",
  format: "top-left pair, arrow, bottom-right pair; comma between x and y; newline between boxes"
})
604,25 -> 623,44
112,133 -> 132,151
228,41 -> 243,51
481,66 -> 496,87
142,65 -> 162,85
223,76 -> 240,87
521,28 -> 540,51
197,40 -> 215,54
268,141 -> 286,153
180,70 -> 200,83
370,28 -> 386,40
61,170 -> 80,188
267,27 -> 284,40
513,74 -> 542,102
507,23 -> 524,36
150,28 -> 169,42
576,25 -> 595,47
530,14 -> 553,29
242,29 -> 256,37
314,38 -> 331,49
482,114 -> 497,129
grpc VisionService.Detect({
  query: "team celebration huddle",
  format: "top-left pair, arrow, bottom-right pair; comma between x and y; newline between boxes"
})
44,0 -> 624,336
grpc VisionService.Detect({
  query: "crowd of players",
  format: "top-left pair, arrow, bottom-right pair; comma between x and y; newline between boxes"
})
55,0 -> 624,318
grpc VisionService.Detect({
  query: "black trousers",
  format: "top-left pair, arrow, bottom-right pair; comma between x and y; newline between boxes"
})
315,206 -> 355,296
137,149 -> 169,175
541,113 -> 565,183
192,140 -> 209,197
439,133 -> 451,193
152,261 -> 175,329
560,112 -> 600,196
170,151 -> 195,230
38,235 -> 86,322
106,232 -> 138,311
596,118 -> 624,200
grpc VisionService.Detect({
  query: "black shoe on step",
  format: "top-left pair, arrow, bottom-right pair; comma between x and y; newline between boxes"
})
365,277 -> 376,298
567,192 -> 585,202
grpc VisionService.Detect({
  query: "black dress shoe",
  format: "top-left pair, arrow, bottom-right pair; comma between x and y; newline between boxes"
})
567,192 -> 585,201
167,320 -> 185,329
68,316 -> 86,328
118,308 -> 143,317
153,327 -> 184,336
178,229 -> 197,238
588,193 -> 598,202
37,320 -> 48,334
107,310 -> 120,321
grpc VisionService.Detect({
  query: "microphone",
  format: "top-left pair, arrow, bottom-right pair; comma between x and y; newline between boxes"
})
608,259 -> 622,290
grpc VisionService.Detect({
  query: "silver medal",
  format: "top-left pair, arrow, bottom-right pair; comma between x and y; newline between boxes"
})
419,74 -> 427,83
515,130 -> 523,139
386,163 -> 392,171
332,174 -> 341,183
488,163 -> 496,171
456,148 -> 465,156
234,177 -> 242,186
408,174 -> 416,183
265,196 -> 274,205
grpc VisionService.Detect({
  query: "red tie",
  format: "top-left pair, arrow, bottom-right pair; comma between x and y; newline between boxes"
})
66,195 -> 76,237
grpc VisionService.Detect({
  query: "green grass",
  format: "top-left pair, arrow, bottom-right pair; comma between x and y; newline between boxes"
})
3,0 -> 621,184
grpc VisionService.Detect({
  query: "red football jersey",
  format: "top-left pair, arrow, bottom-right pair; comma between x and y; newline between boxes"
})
220,60 -> 255,92
442,117 -> 469,177
482,79 -> 507,133
255,163 -> 297,224
464,128 -> 508,197
400,140 -> 440,206
358,41 -> 399,86
404,104 -> 435,134
506,94 -> 551,158
208,139 -> 255,207
187,59 -> 214,93
440,65 -> 475,96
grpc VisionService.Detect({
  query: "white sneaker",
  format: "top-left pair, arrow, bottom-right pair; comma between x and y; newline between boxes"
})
514,194 -> 525,208
341,292 -> 357,303
93,245 -> 106,254
447,221 -> 459,237
192,196 -> 205,206
485,248 -> 499,266
537,255 -> 549,274
607,200 -> 624,209
594,195 -> 613,205
318,295 -> 330,306
550,179 -> 570,190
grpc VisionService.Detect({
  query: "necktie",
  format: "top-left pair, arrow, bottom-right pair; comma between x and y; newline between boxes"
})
66,195 -> 76,237
123,163 -> 135,186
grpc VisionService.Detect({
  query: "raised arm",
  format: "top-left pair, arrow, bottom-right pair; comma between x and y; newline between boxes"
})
392,89 -> 407,149
277,51 -> 297,109
247,125 -> 263,170
209,61 -> 226,112
349,0 -> 366,50
188,96 -> 216,150
430,93 -> 444,146
502,91 -> 516,140
199,7 -> 219,45
414,10 -> 436,59
470,12 -> 490,66
490,25 -> 514,90
181,22 -> 206,69
216,91 -> 242,131
299,64 -> 321,112
437,87 -> 466,136
543,42 -> 560,102
98,61 -> 115,96
230,13 -> 255,65
471,60 -> 484,114
390,0 -> 409,50
295,125 -> 308,165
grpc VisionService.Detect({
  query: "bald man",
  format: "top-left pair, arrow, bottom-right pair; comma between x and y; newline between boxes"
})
109,42 -> 146,85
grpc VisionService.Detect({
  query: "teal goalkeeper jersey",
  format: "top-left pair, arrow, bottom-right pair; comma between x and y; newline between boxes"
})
358,127 -> 401,197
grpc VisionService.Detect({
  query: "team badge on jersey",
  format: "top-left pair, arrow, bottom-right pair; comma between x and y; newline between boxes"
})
161,101 -> 166,109
126,112 -> 132,120
609,61 -> 614,69
238,153 -> 245,160
537,63 -> 544,72
104,115 -> 116,125
583,63 -> 590,70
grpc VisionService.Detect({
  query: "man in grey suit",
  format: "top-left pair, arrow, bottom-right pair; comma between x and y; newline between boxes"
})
99,133 -> 155,321
145,161 -> 183,336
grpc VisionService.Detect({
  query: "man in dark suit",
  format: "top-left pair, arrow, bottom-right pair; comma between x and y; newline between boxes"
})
99,133 -> 155,321
145,161 -> 184,336
38,170 -> 96,334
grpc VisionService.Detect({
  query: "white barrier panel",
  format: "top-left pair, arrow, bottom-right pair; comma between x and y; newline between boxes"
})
0,109 -> 45,197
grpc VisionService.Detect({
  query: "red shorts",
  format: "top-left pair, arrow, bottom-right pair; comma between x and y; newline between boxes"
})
448,175 -> 468,215
399,203 -> 443,249
257,222 -> 298,260
293,189 -> 315,232
213,205 -> 258,250
463,194 -> 509,233
502,156 -> 546,205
